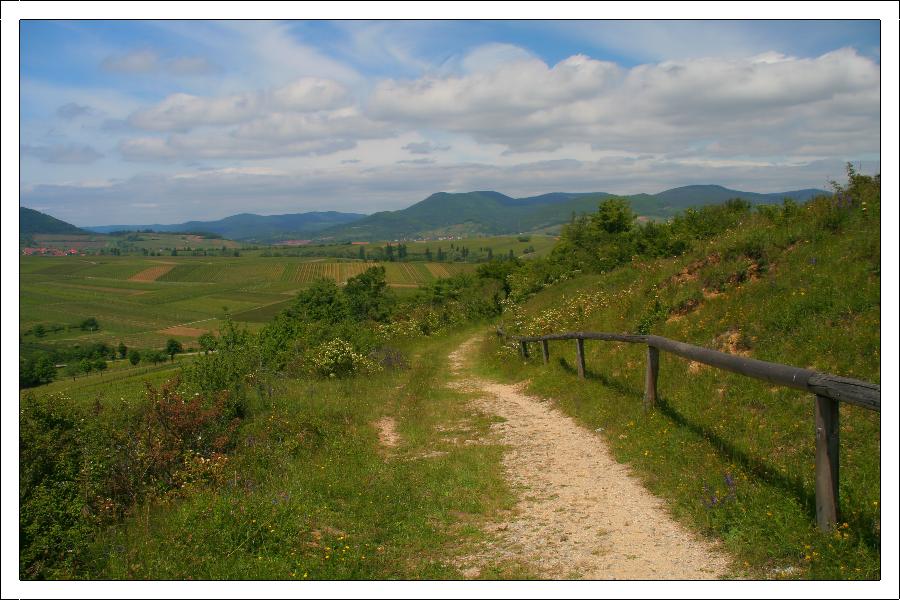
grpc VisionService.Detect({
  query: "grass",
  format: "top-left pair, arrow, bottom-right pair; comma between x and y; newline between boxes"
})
475,204 -> 880,579
63,328 -> 532,580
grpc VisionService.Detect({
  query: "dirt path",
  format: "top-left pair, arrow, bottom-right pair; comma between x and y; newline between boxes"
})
449,336 -> 730,580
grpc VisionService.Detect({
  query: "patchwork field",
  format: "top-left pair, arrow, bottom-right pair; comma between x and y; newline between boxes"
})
20,255 -> 476,350
27,232 -> 241,251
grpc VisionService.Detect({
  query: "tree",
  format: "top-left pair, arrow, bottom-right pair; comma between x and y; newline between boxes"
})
118,341 -> 127,359
33,324 -> 46,338
424,247 -> 432,261
19,355 -> 56,388
79,358 -> 93,376
128,349 -> 141,365
344,266 -> 393,322
198,332 -> 217,355
358,245 -> 366,260
93,358 -> 107,376
165,339 -> 184,362
290,278 -> 349,324
79,317 -> 99,332
64,362 -> 80,381
486,247 -> 493,261
592,198 -> 635,234
385,244 -> 395,262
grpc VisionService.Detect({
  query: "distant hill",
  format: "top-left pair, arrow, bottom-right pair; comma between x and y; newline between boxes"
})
20,207 -> 88,236
317,185 -> 828,241
86,211 -> 367,243
626,185 -> 827,217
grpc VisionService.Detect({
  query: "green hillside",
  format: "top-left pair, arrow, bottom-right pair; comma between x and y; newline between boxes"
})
20,207 -> 87,236
479,171 -> 880,579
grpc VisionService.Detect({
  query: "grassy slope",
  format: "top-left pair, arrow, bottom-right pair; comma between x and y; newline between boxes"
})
78,328 -> 532,580
477,204 -> 880,579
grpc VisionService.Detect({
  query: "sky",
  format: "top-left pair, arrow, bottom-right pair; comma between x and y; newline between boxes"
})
18,19 -> 883,226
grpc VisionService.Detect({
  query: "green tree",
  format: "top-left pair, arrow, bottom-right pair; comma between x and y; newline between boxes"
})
593,198 -> 634,234
64,362 -> 80,381
358,245 -> 366,260
165,339 -> 184,362
93,358 -> 107,376
79,358 -> 93,376
290,278 -> 349,324
198,332 -> 217,355
128,349 -> 141,366
344,266 -> 393,322
117,341 -> 127,359
33,324 -> 46,338
385,244 -> 395,262
19,355 -> 56,388
79,317 -> 99,332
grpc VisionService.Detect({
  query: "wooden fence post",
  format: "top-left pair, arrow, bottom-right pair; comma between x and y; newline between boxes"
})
541,340 -> 550,365
520,340 -> 529,359
575,337 -> 586,379
644,345 -> 659,412
815,394 -> 839,531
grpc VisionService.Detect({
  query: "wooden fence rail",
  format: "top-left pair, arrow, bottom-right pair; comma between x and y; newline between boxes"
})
496,327 -> 880,532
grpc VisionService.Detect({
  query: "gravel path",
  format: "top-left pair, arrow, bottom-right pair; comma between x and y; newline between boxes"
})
450,336 -> 730,580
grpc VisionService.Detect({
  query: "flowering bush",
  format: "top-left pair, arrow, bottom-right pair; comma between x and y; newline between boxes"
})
308,338 -> 382,378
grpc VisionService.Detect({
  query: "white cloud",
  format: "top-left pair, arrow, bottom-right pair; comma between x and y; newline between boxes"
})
56,102 -> 94,120
402,141 -> 451,155
167,56 -> 218,76
102,49 -> 159,73
368,46 -> 879,158
128,77 -> 351,131
22,144 -> 103,164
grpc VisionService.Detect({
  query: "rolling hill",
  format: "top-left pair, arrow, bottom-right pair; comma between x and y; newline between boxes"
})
20,207 -> 88,236
85,211 -> 366,243
317,185 -> 828,241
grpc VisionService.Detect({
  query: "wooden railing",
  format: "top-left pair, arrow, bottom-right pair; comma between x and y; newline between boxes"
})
496,327 -> 881,532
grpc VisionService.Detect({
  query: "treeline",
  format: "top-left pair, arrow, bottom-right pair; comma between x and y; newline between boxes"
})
261,242 -> 525,263
20,331 -> 192,388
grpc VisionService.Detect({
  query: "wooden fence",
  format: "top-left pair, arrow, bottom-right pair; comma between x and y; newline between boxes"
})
496,327 -> 881,532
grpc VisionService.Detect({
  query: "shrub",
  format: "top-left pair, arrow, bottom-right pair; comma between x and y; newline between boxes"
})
308,338 -> 382,378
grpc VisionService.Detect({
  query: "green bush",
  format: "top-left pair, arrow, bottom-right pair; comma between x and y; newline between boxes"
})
308,338 -> 382,378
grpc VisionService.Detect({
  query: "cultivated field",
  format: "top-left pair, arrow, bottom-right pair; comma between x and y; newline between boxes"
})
20,255 -> 476,350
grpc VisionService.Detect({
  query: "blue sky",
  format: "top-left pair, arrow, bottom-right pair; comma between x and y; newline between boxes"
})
19,19 -> 882,225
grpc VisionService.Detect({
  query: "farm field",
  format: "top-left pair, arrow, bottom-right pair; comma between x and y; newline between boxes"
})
19,255 -> 476,350
268,234 -> 558,261
26,232 -> 241,252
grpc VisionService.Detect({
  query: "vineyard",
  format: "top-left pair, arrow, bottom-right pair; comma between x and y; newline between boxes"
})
19,255 -> 477,350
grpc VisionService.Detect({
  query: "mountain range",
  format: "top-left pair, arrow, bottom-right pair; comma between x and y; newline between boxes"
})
84,211 -> 366,241
314,185 -> 828,241
27,184 -> 828,242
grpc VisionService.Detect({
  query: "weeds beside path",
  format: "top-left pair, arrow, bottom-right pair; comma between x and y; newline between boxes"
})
450,335 -> 731,579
